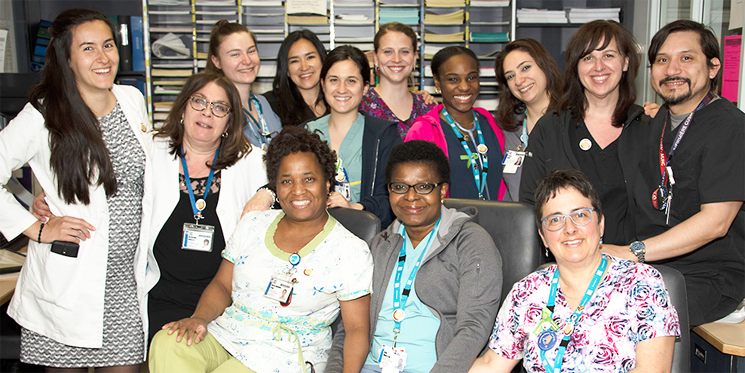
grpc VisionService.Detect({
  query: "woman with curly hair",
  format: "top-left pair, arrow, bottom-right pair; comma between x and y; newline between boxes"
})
149,126 -> 373,373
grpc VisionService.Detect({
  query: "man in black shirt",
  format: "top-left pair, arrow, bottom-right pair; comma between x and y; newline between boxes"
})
603,20 -> 745,326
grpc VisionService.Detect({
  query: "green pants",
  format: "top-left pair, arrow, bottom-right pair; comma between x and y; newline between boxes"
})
148,329 -> 256,373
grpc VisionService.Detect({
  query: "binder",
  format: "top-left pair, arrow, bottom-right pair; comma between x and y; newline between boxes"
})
130,16 -> 145,72
118,15 -> 133,72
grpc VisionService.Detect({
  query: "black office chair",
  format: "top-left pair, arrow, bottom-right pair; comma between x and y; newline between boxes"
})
443,199 -> 543,307
328,207 -> 381,244
652,264 -> 690,373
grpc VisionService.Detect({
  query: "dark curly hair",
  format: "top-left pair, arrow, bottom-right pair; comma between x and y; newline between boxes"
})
385,140 -> 450,184
264,126 -> 337,193
533,169 -> 603,231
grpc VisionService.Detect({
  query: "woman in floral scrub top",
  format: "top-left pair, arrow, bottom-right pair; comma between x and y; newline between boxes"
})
470,169 -> 679,373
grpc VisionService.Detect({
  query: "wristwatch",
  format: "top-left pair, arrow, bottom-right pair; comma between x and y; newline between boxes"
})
630,241 -> 646,263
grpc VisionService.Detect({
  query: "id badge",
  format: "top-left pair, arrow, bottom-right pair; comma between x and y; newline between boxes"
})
182,223 -> 215,252
335,182 -> 351,201
502,150 -> 526,174
378,345 -> 407,373
264,275 -> 293,303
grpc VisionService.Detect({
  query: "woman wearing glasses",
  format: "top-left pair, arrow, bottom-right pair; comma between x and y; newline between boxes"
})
145,73 -> 268,341
470,169 -> 678,373
327,140 -> 502,373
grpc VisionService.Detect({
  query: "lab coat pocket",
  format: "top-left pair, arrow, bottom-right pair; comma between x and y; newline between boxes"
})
36,244 -> 79,303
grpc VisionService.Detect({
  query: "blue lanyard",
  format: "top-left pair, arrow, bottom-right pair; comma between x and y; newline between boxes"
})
243,93 -> 269,147
442,109 -> 488,199
520,117 -> 529,150
180,146 -> 220,222
539,255 -> 608,373
391,218 -> 441,346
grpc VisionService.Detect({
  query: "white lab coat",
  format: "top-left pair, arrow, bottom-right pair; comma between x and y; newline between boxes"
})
143,137 -> 268,337
0,85 -> 152,353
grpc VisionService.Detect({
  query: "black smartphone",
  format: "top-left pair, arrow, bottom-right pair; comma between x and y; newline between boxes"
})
50,240 -> 79,258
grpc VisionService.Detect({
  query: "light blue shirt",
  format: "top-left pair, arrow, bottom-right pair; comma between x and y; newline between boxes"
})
306,113 -> 364,203
365,225 -> 441,372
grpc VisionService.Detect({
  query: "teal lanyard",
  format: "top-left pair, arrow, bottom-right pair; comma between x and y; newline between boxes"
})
390,218 -> 440,347
520,117 -> 529,150
539,255 -> 608,373
442,109 -> 488,200
180,146 -> 220,222
242,93 -> 269,148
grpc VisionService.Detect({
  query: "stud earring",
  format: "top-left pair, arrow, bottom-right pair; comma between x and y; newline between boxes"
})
545,247 -> 549,258
599,236 -> 604,245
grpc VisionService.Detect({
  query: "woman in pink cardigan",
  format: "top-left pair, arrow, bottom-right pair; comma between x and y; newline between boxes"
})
406,46 -> 507,201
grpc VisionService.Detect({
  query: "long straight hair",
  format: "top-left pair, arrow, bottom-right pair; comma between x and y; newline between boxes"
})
272,30 -> 328,126
28,8 -> 117,205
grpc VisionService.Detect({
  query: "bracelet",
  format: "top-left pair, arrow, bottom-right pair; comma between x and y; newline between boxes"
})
38,222 -> 45,243
258,187 -> 277,204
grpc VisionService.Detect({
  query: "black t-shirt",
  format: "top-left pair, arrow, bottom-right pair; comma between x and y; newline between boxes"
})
148,171 -> 225,340
442,111 -> 504,200
568,122 -> 628,245
264,90 -> 316,127
632,98 -> 745,318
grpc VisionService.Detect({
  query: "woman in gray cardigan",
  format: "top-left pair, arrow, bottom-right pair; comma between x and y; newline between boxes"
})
327,140 -> 503,373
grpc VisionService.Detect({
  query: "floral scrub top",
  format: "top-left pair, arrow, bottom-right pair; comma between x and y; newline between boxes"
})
489,255 -> 680,373
359,87 -> 435,140
208,210 -> 373,373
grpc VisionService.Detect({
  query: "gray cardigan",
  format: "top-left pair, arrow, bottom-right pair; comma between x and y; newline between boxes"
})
326,206 -> 503,372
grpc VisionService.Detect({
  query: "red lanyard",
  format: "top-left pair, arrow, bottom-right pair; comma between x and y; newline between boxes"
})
657,91 -> 715,187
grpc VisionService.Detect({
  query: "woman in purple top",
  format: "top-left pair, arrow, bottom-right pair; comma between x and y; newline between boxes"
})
359,22 -> 435,139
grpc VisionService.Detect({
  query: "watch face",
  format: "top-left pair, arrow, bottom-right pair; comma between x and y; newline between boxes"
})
631,241 -> 644,253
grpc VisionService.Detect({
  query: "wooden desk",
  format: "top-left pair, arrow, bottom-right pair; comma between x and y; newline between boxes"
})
0,272 -> 19,305
693,320 -> 745,357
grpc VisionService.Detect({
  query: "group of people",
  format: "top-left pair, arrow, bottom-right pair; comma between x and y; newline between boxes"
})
0,5 -> 742,373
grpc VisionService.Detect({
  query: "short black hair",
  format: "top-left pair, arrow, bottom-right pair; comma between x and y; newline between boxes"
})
430,46 -> 479,79
264,126 -> 337,193
648,20 -> 721,89
385,140 -> 450,184
533,169 -> 603,230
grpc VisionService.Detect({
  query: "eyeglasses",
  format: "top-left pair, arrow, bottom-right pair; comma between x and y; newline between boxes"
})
189,95 -> 231,118
541,207 -> 595,232
388,182 -> 442,195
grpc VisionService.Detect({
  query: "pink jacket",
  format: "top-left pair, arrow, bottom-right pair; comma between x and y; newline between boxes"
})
405,104 -> 507,200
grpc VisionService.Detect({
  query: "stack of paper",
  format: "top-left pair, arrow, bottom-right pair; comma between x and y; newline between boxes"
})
380,0 -> 419,6
470,0 -> 509,7
424,44 -> 445,59
153,101 -> 175,111
567,8 -> 621,23
425,0 -> 466,7
334,0 -> 373,7
424,30 -> 464,42
152,69 -> 193,77
517,8 -> 568,24
335,14 -> 373,24
288,15 -> 329,24
477,49 -> 501,60
379,8 -> 419,25
149,0 -> 189,5
195,0 -> 236,5
424,10 -> 464,25
469,32 -> 509,42
243,0 -> 283,5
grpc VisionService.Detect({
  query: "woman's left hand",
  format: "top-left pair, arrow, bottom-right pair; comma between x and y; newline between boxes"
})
327,191 -> 353,209
162,317 -> 209,346
416,90 -> 437,105
241,189 -> 275,217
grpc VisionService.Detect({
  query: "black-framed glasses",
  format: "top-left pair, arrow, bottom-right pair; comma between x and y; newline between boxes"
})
388,182 -> 442,195
540,207 -> 595,232
189,95 -> 231,118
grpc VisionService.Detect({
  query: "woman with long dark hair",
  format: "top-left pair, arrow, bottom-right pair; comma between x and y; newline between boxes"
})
0,8 -> 150,372
264,30 -> 328,126
520,20 -> 647,245
494,39 -> 562,201
306,45 -> 401,227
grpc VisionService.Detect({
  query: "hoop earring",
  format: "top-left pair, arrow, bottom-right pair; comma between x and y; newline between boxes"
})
221,131 -> 228,138
435,87 -> 441,95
